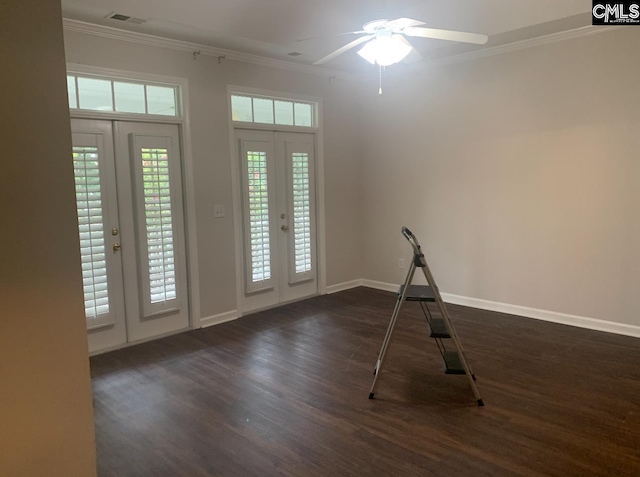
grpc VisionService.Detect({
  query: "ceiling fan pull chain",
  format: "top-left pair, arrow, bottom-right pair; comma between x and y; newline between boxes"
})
379,64 -> 383,95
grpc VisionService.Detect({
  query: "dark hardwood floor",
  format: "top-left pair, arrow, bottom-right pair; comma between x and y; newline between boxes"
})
90,287 -> 640,476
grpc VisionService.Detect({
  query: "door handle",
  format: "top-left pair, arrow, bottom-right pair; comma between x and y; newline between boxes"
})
281,225 -> 289,232
113,243 -> 122,251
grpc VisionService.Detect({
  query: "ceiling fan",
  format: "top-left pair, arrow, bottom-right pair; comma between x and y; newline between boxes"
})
312,17 -> 489,66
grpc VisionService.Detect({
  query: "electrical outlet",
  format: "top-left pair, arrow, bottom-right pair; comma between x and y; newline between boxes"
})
398,258 -> 405,269
214,204 -> 225,218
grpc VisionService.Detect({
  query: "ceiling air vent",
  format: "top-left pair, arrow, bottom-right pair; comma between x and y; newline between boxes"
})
288,52 -> 303,57
106,12 -> 147,25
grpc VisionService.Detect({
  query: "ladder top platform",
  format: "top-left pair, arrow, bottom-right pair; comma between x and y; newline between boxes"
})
397,284 -> 435,302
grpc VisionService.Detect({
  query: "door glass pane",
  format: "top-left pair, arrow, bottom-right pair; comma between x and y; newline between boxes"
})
291,153 -> 312,273
67,76 -> 77,109
146,86 -> 177,116
141,148 -> 177,303
231,95 -> 253,122
77,77 -> 114,111
294,103 -> 313,127
247,151 -> 271,283
114,82 -> 146,114
274,100 -> 294,126
73,146 -> 110,320
253,98 -> 274,124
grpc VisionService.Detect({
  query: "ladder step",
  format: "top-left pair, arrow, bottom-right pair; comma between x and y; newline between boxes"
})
443,351 -> 466,375
397,284 -> 435,302
428,319 -> 451,338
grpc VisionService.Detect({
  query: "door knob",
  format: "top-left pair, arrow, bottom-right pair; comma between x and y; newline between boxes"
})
281,225 -> 289,232
113,243 -> 121,251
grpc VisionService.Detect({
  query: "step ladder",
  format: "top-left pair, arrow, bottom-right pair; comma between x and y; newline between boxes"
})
369,227 -> 484,406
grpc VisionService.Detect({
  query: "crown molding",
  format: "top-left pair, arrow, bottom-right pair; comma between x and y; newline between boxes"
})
62,19 -> 353,80
360,24 -> 615,80
63,18 -> 615,82
429,25 -> 614,68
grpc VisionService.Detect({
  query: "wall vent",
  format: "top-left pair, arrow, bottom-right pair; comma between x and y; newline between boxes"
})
106,12 -> 147,25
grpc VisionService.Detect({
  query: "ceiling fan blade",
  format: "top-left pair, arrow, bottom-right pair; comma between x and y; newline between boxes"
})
296,31 -> 366,42
313,35 -> 374,65
384,18 -> 426,30
404,27 -> 488,45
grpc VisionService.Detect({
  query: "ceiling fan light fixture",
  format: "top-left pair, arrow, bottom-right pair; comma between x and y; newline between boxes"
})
357,34 -> 412,67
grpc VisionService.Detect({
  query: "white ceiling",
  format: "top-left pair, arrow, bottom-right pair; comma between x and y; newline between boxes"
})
62,0 -> 593,71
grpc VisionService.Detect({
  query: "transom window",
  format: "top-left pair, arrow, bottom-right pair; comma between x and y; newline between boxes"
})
67,74 -> 180,117
231,94 -> 316,128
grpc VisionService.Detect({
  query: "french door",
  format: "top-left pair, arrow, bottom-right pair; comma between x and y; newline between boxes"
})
71,119 -> 189,353
236,129 -> 318,312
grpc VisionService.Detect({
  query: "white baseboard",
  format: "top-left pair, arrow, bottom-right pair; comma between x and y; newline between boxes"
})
200,310 -> 239,328
440,292 -> 640,339
361,279 -> 398,293
327,279 -> 398,294
326,279 -> 363,294
200,281 -> 640,338
353,279 -> 640,339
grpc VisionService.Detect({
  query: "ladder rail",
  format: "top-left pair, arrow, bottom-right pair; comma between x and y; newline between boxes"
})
369,260 -> 416,399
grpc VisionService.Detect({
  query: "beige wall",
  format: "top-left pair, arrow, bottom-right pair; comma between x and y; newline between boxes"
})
0,1 -> 97,476
62,24 -> 639,332
361,28 -> 640,327
63,30 -> 364,319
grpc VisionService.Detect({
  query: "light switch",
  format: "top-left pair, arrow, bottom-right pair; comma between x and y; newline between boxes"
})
214,204 -> 225,218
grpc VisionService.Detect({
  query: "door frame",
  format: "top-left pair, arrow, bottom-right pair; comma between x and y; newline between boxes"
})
67,64 -> 201,350
227,85 -> 327,316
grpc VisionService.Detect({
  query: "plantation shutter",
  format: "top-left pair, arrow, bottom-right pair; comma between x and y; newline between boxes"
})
130,134 -> 182,317
285,142 -> 316,284
71,133 -> 117,329
240,139 -> 276,293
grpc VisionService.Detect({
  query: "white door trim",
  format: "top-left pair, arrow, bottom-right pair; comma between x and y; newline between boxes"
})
227,85 -> 327,316
67,63 -> 201,332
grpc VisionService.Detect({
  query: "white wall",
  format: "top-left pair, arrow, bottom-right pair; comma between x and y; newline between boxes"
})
0,2 -> 97,475
360,28 -> 640,328
63,30 -> 364,320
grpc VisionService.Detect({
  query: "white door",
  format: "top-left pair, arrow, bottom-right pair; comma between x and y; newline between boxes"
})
236,129 -> 318,313
71,120 -> 127,352
71,119 -> 189,353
